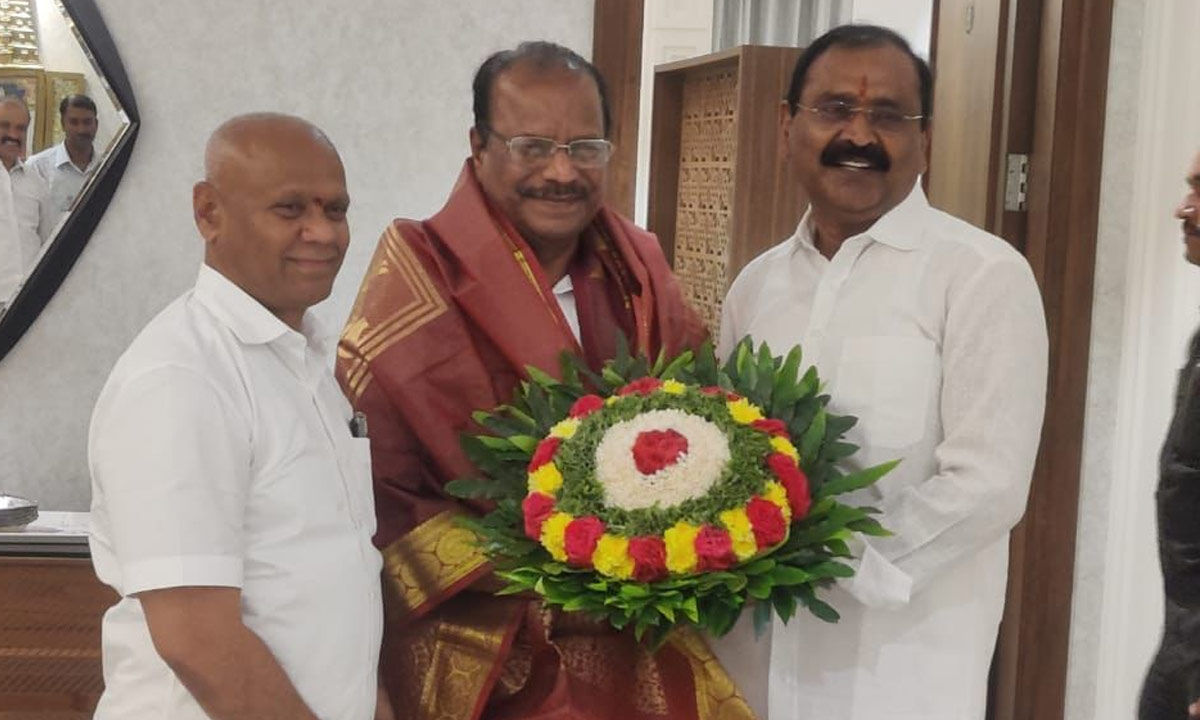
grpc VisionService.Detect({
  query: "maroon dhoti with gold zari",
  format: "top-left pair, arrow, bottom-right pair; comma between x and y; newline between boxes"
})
337,162 -> 755,720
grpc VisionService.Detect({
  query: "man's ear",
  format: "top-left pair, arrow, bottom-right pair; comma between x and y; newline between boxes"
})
469,126 -> 487,168
193,181 -> 222,243
778,100 -> 794,163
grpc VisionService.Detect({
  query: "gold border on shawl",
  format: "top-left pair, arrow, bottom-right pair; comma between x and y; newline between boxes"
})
380,510 -> 489,623
341,224 -> 449,400
413,597 -> 523,720
667,629 -> 758,720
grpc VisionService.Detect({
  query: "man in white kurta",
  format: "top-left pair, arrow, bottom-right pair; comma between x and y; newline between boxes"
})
717,25 -> 1047,720
0,162 -> 21,307
89,114 -> 387,720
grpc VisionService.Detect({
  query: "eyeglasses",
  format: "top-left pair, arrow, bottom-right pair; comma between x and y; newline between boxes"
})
793,101 -> 925,132
483,127 -> 614,169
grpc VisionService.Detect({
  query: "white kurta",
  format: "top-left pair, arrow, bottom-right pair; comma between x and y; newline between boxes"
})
89,265 -> 384,720
717,184 -> 1048,720
0,168 -> 20,305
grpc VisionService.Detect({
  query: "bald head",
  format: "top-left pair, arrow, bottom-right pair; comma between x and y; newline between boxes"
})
0,96 -> 31,169
194,112 -> 350,330
204,112 -> 340,186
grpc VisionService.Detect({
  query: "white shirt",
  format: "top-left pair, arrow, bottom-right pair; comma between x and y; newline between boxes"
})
88,264 -> 383,720
8,159 -> 54,272
718,185 -> 1048,720
0,169 -> 20,305
553,272 -> 581,342
28,141 -> 97,215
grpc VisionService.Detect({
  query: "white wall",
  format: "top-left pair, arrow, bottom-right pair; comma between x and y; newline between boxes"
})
850,0 -> 933,58
1067,1 -> 1200,718
633,0 -> 714,225
0,0 -> 593,511
36,0 -> 123,156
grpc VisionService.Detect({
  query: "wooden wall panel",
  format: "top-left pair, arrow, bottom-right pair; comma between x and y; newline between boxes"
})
592,0 -> 645,218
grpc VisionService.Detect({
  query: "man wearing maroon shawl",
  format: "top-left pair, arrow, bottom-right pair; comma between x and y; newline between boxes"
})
337,42 -> 754,720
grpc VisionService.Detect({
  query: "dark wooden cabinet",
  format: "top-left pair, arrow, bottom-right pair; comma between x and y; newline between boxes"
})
0,556 -> 114,718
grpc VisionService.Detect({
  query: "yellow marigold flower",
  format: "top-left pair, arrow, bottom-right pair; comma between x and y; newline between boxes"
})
727,397 -> 764,424
549,418 -> 580,439
592,534 -> 635,580
605,395 -> 620,406
540,512 -> 573,561
770,436 -> 800,463
664,521 -> 700,574
719,507 -> 758,561
661,379 -> 687,395
528,462 -> 563,495
763,481 -> 792,521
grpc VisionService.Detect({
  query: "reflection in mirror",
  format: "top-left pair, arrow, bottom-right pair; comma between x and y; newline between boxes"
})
0,0 -> 130,315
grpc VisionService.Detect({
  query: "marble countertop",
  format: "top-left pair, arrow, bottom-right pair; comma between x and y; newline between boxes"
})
0,511 -> 89,555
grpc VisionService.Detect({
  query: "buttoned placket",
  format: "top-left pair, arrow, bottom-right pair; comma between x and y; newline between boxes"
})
797,234 -> 874,368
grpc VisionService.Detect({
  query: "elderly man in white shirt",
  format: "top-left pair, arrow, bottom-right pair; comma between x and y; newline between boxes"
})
0,97 -> 54,274
28,93 -> 99,216
716,25 -> 1048,720
89,113 -> 391,720
0,158 -> 20,307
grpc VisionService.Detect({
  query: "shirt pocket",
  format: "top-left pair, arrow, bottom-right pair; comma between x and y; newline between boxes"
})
834,336 -> 937,450
345,437 -> 377,535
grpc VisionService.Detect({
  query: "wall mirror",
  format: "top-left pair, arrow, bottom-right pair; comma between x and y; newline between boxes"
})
0,0 -> 138,359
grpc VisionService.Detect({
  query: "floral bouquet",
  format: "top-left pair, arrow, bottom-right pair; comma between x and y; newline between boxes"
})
447,338 -> 895,648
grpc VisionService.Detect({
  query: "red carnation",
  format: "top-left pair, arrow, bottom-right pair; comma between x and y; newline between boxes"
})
746,497 -> 788,548
751,418 -> 790,437
628,535 -> 668,582
700,386 -> 725,396
767,453 -> 812,519
522,493 -> 557,540
694,525 -> 736,571
725,391 -> 743,401
569,394 -> 605,418
617,377 -> 664,396
564,516 -> 606,567
632,429 -> 689,475
528,437 -> 562,472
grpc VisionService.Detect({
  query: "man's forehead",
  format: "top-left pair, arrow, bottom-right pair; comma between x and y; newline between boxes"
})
804,45 -> 921,100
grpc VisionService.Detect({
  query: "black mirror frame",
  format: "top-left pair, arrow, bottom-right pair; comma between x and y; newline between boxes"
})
0,0 -> 139,361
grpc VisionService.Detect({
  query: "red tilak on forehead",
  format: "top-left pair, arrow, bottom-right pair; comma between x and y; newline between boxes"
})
857,75 -> 869,100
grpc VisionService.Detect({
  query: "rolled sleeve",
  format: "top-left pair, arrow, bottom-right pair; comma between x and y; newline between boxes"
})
90,364 -> 250,595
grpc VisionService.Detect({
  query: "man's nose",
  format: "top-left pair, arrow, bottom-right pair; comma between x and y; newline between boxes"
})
1177,195 -> 1197,221
840,109 -> 876,145
542,146 -> 581,183
301,209 -> 343,244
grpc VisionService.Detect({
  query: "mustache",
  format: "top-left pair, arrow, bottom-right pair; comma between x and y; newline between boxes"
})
1184,220 -> 1200,237
518,181 -> 589,201
0,136 -> 20,147
820,140 -> 891,172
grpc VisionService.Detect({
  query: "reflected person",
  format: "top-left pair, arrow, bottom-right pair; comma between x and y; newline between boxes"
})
0,96 -> 54,274
29,93 -> 99,215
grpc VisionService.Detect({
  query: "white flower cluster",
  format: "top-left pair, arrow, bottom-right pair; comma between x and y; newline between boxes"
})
593,409 -> 731,511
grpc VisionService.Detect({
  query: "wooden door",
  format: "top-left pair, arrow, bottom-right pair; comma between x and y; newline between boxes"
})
927,1 -> 1115,718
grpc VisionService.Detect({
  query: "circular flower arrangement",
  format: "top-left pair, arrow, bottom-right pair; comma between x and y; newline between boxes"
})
523,380 -> 810,582
449,339 -> 895,647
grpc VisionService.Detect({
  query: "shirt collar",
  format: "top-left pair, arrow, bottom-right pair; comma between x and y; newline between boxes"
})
193,264 -> 332,355
793,181 -> 930,254
54,142 -> 95,171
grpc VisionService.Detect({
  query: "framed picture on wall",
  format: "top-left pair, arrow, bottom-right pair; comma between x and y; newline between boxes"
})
0,65 -> 45,156
41,71 -> 86,149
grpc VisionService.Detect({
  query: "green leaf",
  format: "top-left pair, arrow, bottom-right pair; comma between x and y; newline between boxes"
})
799,408 -> 827,463
770,565 -> 813,585
797,586 -> 840,623
752,598 -> 773,636
815,459 -> 900,499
